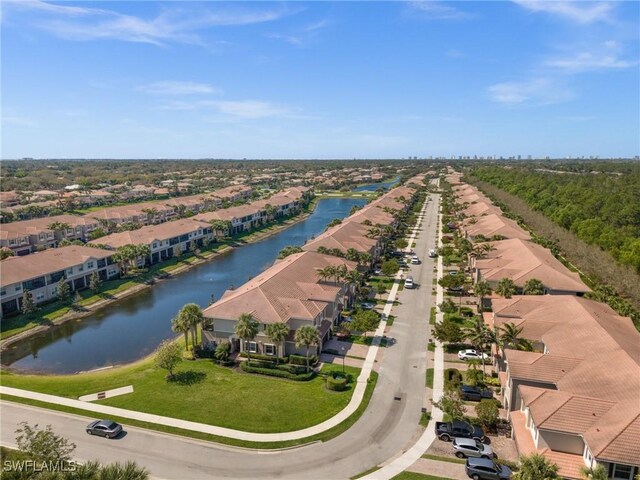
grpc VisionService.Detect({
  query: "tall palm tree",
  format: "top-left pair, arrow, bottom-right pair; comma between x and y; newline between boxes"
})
464,320 -> 492,375
47,221 -> 72,242
513,453 -> 559,480
235,313 -> 259,362
135,243 -> 151,268
473,280 -> 492,312
523,278 -> 545,295
316,267 -> 331,284
335,264 -> 349,283
177,303 -> 204,349
294,325 -> 320,373
357,252 -> 372,267
171,315 -> 190,351
265,323 -> 289,363
496,278 -> 517,298
316,246 -> 330,255
345,248 -> 360,262
499,322 -> 524,354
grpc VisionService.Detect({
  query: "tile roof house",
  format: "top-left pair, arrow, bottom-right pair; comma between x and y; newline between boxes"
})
0,245 -> 119,317
202,251 -> 357,357
485,295 -> 640,479
473,238 -> 590,295
462,213 -> 531,241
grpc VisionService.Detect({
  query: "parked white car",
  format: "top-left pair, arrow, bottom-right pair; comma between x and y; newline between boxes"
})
429,249 -> 437,258
411,255 -> 420,264
404,276 -> 414,289
457,349 -> 490,361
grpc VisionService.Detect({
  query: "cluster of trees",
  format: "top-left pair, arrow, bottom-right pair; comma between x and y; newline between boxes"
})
112,244 -> 151,276
316,246 -> 373,266
470,165 -> 640,274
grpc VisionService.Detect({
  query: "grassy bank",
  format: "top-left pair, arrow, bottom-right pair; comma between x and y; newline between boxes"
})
0,370 -> 378,449
0,358 -> 360,433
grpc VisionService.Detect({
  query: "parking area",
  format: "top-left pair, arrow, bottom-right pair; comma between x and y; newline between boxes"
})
426,432 -> 518,463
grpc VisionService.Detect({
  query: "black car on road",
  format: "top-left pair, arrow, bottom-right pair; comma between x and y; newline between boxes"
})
86,420 -> 123,439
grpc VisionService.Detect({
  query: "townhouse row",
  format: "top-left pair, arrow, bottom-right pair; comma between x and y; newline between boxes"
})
200,176 -> 426,357
446,173 -> 639,480
0,186 -> 311,256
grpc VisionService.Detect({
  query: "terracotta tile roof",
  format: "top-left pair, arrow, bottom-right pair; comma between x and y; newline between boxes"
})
475,238 -> 590,293
1,245 -> 114,285
203,251 -> 356,325
89,219 -> 208,249
463,213 -> 531,240
507,352 -> 583,383
303,221 -> 378,255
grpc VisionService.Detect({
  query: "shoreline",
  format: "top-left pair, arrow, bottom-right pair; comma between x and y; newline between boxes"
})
0,200 -> 320,355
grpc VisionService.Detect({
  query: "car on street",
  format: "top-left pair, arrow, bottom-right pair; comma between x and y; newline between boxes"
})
452,437 -> 495,459
360,302 -> 375,310
86,420 -> 123,439
460,384 -> 494,401
465,457 -> 512,480
429,249 -> 437,258
404,276 -> 414,289
458,349 -> 490,361
411,255 -> 420,264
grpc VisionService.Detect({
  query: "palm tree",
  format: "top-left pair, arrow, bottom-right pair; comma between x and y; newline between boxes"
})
579,464 -> 608,480
171,315 -> 190,351
473,280 -> 492,312
135,243 -> 151,268
523,278 -> 545,295
496,278 -> 517,298
345,248 -> 360,262
499,322 -> 524,357
265,323 -> 289,363
142,207 -> 159,224
177,303 -> 204,349
335,264 -> 349,283
235,313 -> 259,362
294,325 -> 320,372
316,266 -> 331,284
357,252 -> 372,267
264,204 -> 278,222
47,221 -> 72,242
513,453 -> 559,480
464,320 -> 492,375
316,246 -> 330,255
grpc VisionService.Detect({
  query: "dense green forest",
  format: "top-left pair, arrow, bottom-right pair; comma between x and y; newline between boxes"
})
469,163 -> 640,274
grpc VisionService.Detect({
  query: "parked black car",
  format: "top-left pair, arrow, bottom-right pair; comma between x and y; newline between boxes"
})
460,384 -> 494,401
465,457 -> 512,480
86,420 -> 123,439
435,420 -> 485,442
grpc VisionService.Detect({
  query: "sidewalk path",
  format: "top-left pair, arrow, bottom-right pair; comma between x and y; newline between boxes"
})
0,197 -> 428,445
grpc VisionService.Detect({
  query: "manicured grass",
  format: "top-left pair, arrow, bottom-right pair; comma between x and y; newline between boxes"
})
350,335 -> 387,347
420,411 -> 431,427
421,454 -> 465,465
428,343 -> 435,352
392,472 -> 453,480
386,315 -> 395,326
0,370 -> 379,449
0,359 -> 360,434
425,368 -> 434,389
429,307 -> 436,325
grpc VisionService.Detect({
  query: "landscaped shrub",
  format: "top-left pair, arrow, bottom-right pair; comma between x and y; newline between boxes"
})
238,352 -> 288,364
444,368 -> 463,391
193,346 -> 215,359
289,354 -> 318,366
240,362 -> 315,381
326,374 -> 348,391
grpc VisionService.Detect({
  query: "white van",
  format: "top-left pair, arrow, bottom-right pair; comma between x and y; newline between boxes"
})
404,276 -> 414,289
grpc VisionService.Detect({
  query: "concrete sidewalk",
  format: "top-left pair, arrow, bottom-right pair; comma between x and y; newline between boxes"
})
0,199 -> 428,444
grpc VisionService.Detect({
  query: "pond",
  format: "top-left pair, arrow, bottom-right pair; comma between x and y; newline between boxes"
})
352,176 -> 400,192
3,198 -> 367,374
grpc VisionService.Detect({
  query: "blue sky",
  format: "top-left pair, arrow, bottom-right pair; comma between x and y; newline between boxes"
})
2,1 -> 639,159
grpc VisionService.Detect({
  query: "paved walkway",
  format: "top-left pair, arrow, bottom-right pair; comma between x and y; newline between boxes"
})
0,198 -> 428,445
406,458 -> 467,480
364,189 -> 450,480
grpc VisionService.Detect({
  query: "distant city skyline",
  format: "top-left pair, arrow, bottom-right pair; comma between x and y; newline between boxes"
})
2,1 -> 639,159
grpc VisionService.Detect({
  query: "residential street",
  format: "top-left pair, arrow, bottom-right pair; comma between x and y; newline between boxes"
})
0,195 -> 440,480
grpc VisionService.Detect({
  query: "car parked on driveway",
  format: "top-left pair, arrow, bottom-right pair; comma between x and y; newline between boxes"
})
435,420 -> 485,442
360,302 -> 375,310
465,457 -> 512,480
453,437 -> 495,459
460,384 -> 494,401
458,349 -> 490,362
86,420 -> 122,439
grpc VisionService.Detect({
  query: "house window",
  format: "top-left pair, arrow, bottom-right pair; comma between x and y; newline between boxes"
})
87,261 -> 94,269
265,344 -> 276,356
247,341 -> 257,353
51,287 -> 57,296
36,292 -> 45,301
15,285 -> 22,292
66,268 -> 73,276
153,242 -> 158,249
612,464 -> 633,480
78,265 -> 84,272
0,288 -> 5,296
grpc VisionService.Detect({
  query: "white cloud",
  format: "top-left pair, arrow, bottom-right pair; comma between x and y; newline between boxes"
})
3,0 -> 294,46
266,33 -> 303,46
546,52 -> 638,72
488,78 -> 572,105
2,116 -> 37,127
408,1 -> 472,20
138,81 -> 219,95
213,101 -> 292,119
512,1 -> 614,24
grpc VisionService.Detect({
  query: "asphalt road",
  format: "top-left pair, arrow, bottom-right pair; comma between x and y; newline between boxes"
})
0,194 -> 440,480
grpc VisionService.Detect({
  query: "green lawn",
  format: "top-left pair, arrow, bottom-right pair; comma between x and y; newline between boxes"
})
392,472 -> 453,480
426,368 -> 434,389
0,359 -> 361,434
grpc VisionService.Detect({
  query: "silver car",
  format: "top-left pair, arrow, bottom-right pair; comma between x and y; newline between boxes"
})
452,437 -> 494,459
86,420 -> 123,439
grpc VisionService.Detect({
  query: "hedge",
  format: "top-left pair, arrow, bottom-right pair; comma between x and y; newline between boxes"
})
246,360 -> 307,374
326,375 -> 348,391
240,362 -> 316,381
289,354 -> 318,366
444,368 -> 463,391
238,352 -> 289,363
